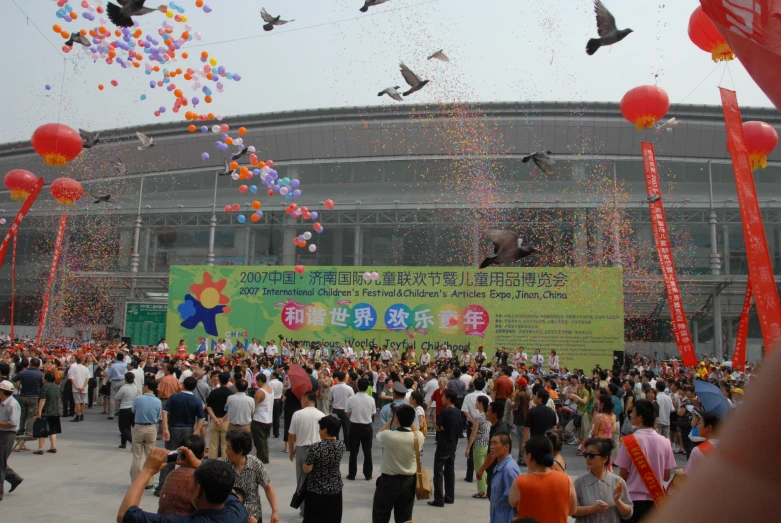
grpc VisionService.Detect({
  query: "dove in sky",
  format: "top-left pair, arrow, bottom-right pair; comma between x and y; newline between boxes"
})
427,50 -> 450,62
89,191 -> 112,204
107,1 -> 167,28
479,230 -> 538,269
656,117 -> 680,133
113,158 -> 127,175
360,0 -> 391,13
378,86 -> 403,102
65,32 -> 90,47
218,158 -> 233,176
79,129 -> 100,149
643,195 -> 661,204
261,8 -> 294,31
399,62 -> 429,96
522,151 -> 555,175
231,147 -> 249,161
586,0 -> 633,55
136,131 -> 154,150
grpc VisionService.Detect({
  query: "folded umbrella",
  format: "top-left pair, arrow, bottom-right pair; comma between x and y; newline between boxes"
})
287,364 -> 311,401
694,379 -> 731,417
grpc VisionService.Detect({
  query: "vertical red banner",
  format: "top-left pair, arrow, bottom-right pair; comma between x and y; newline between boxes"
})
720,88 -> 781,354
641,142 -> 698,367
37,214 -> 68,345
10,233 -> 17,341
732,277 -> 752,371
0,177 -> 44,270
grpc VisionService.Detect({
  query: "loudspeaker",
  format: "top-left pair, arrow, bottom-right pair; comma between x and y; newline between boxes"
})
612,350 -> 625,371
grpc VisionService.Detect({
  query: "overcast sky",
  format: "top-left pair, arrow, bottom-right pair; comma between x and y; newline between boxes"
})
1,0 -> 773,144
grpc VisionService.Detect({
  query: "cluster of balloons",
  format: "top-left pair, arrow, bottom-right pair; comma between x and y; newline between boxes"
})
290,231 -> 317,252
363,271 -> 380,281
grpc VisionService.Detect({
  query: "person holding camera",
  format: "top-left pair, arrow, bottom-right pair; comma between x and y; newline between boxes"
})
157,435 -> 206,515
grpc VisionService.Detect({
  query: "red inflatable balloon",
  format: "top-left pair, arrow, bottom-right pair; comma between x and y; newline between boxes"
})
742,121 -> 779,171
620,86 -> 670,130
31,123 -> 83,166
4,169 -> 38,201
688,6 -> 734,63
50,177 -> 83,205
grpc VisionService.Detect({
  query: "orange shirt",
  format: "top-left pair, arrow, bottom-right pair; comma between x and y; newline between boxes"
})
516,471 -> 571,523
545,387 -> 559,400
158,374 -> 183,400
493,376 -> 514,399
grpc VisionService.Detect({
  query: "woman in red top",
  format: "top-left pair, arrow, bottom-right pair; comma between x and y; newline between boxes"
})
430,378 -> 448,418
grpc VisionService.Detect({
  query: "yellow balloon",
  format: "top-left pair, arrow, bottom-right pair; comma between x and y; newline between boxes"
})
209,58 -> 217,66
166,10 -> 174,18
181,15 -> 187,22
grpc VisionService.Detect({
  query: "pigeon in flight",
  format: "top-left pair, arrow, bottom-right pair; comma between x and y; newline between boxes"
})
643,194 -> 661,204
136,131 -> 154,150
399,62 -> 429,96
427,50 -> 450,62
113,158 -> 127,175
378,86 -> 403,102
65,32 -> 90,47
261,8 -> 294,31
79,129 -> 100,149
479,230 -> 537,269
218,158 -> 233,176
88,191 -> 111,204
656,117 -> 680,133
522,151 -> 555,175
360,0 -> 391,13
107,1 -> 167,28
231,147 -> 249,161
586,0 -> 633,55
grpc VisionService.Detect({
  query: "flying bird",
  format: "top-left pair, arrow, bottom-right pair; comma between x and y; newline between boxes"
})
79,129 -> 100,149
522,151 -> 555,175
479,230 -> 537,269
261,8 -> 294,31
106,1 -> 167,28
427,50 -> 450,62
231,146 -> 249,161
399,62 -> 429,96
65,32 -> 90,47
360,0 -> 391,13
643,194 -> 661,204
378,86 -> 403,102
113,158 -> 127,175
218,158 -> 233,176
88,191 -> 111,204
656,117 -> 680,133
586,0 -> 633,55
136,131 -> 154,150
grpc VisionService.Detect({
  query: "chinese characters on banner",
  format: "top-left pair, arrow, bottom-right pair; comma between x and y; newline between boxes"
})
721,88 -> 781,353
37,214 -> 68,344
641,142 -> 698,367
0,177 -> 44,270
732,276 -> 752,371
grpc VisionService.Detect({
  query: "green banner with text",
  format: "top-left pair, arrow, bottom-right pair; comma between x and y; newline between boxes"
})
167,266 -> 623,370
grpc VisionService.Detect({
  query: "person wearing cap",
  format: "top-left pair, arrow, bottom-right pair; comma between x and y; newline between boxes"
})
379,381 -> 409,427
0,379 -> 23,499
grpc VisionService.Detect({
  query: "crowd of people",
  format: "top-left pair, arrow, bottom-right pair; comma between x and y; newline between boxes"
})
0,334 -> 756,523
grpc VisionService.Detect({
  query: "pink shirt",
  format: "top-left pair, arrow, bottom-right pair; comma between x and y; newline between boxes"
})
615,428 -> 676,501
683,440 -> 718,475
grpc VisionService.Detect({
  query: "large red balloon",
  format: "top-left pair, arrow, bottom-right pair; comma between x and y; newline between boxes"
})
50,177 -> 84,205
620,86 -> 670,130
688,6 -> 734,62
31,123 -> 83,167
742,121 -> 778,171
4,169 -> 38,201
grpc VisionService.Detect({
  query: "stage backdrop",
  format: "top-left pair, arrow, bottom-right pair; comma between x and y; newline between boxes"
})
166,266 -> 623,370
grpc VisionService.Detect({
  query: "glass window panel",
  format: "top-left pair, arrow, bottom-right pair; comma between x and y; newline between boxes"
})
353,162 -> 383,183
384,160 -> 415,182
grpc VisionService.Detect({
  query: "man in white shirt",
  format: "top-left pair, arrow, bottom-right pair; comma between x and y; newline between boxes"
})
460,368 -> 473,389
224,379 -> 255,433
269,371 -> 284,438
114,372 -> 141,448
346,378 -> 377,480
420,348 -> 431,367
268,341 -> 279,358
381,347 -> 392,364
461,376 -> 489,482
68,356 -> 90,422
178,362 -> 193,384
128,361 -> 145,391
215,339 -> 227,356
655,381 -> 674,439
288,390 -> 325,516
156,338 -> 170,353
530,349 -> 545,371
248,339 -> 262,357
329,371 -> 355,444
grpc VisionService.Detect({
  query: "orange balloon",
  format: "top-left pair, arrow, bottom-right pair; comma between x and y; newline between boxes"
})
204,96 -> 212,104
238,127 -> 247,136
258,161 -> 265,168
174,89 -> 183,97
230,161 -> 238,170
182,52 -> 189,59
225,137 -> 233,145
196,0 -> 204,7
188,125 -> 196,132
70,12 -> 78,19
252,201 -> 261,210
250,214 -> 260,222
181,31 -> 190,39
60,30 -> 70,39
53,24 -> 62,33
98,26 -> 107,34
206,73 -> 213,80
133,61 -> 141,68
239,166 -> 248,176
89,29 -> 96,37
153,65 -> 160,72
201,51 -> 208,58
207,113 -> 215,120
98,84 -> 104,90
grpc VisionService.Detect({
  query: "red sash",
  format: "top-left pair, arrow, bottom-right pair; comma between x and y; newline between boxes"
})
697,440 -> 714,456
622,434 -> 667,505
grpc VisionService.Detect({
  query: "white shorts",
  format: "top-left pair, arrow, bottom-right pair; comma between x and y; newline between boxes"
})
73,391 -> 88,404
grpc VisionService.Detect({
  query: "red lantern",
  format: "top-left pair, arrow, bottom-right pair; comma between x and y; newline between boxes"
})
31,123 -> 83,167
688,6 -> 734,63
4,169 -> 39,201
620,86 -> 670,130
742,121 -> 779,171
50,177 -> 84,205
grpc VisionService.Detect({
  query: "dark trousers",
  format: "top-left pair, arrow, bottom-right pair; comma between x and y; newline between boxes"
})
62,382 -> 75,418
333,409 -> 350,445
348,422 -> 373,479
464,420 -> 474,480
87,378 -> 97,408
631,500 -> 656,522
485,462 -> 496,498
251,420 -> 272,464
433,448 -> 456,504
371,474 -> 416,523
272,399 -> 282,438
156,426 -> 193,494
304,491 -> 343,523
454,398 -> 466,436
118,408 -> 134,446
0,431 -> 23,500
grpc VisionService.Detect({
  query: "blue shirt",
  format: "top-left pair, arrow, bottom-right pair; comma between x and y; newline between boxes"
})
123,494 -> 248,523
490,455 -> 522,523
165,391 -> 206,427
132,393 -> 162,424
379,399 -> 407,426
11,368 -> 45,397
108,362 -> 128,381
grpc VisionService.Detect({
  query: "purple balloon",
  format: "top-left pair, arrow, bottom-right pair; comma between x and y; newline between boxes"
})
201,152 -> 210,160
233,73 -> 241,81
204,5 -> 212,13
310,212 -> 318,220
201,126 -> 208,132
290,179 -> 300,188
292,189 -> 301,197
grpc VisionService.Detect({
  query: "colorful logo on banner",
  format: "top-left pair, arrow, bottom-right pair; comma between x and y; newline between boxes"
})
721,88 -> 781,353
642,142 -> 698,367
167,266 -> 624,370
732,276 -> 752,371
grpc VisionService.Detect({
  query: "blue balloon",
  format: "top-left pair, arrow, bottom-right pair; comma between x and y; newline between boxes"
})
250,185 -> 258,194
237,215 -> 246,224
140,94 -> 147,100
285,193 -> 293,200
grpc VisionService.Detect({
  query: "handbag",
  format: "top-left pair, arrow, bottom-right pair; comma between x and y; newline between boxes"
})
290,471 -> 308,509
33,418 -> 50,438
573,411 -> 584,429
620,415 -> 635,436
413,430 -> 432,500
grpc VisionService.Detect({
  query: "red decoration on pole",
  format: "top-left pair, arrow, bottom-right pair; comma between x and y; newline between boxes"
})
741,121 -> 778,171
4,169 -> 39,201
641,142 -> 698,367
10,233 -> 17,342
720,88 -> 781,355
732,276 -> 752,371
620,86 -> 670,130
0,177 -> 44,270
30,123 -> 83,167
50,177 -> 84,205
37,214 -> 68,345
688,6 -> 735,62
